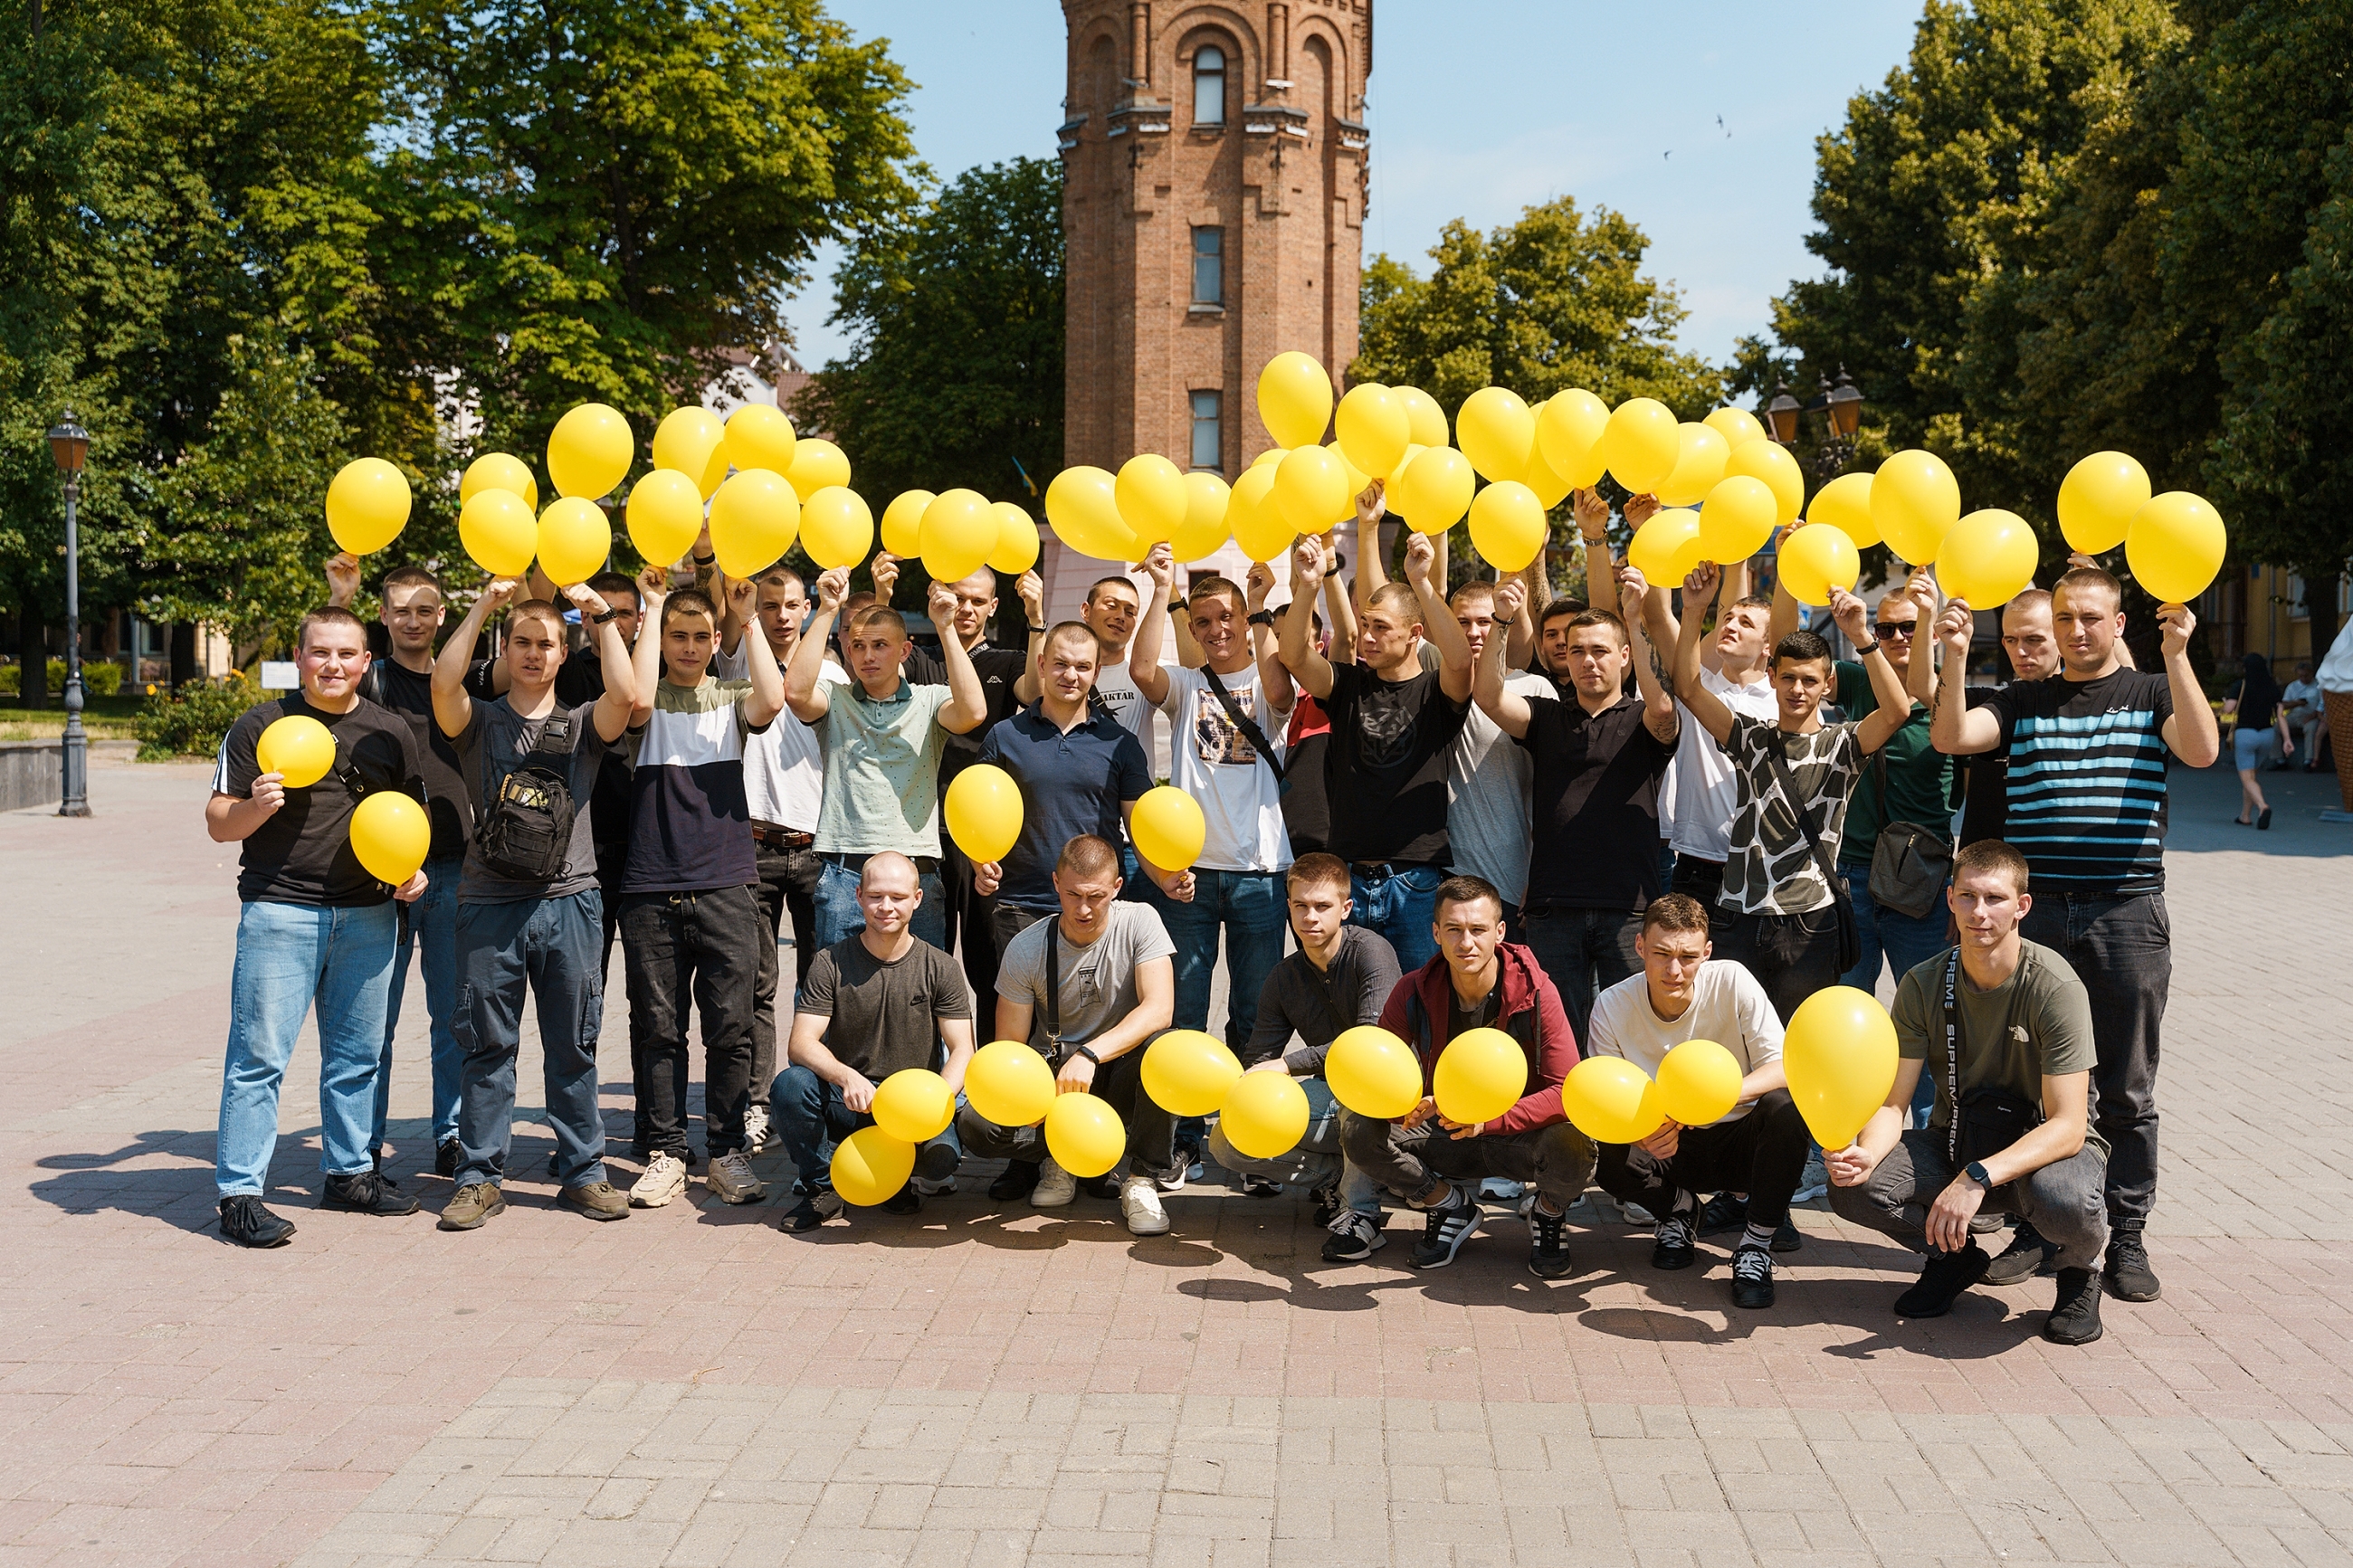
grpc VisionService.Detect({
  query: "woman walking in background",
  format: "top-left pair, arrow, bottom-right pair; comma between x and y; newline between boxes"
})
2223,651 -> 2291,829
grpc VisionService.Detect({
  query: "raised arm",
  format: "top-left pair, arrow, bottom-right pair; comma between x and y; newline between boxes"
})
324,551 -> 361,609
1244,561 -> 1294,713
1129,545 -> 1175,707
2156,603 -> 2221,767
1279,538 -> 1336,699
557,584 -> 639,740
1616,565 -> 1679,746
1672,561 -> 1736,746
433,578 -> 516,737
733,575 -> 786,727
1831,587 -> 1916,753
1010,569 -> 1048,703
786,567 -> 847,723
1321,538 -> 1358,667
1402,532 -> 1472,704
1928,599 -> 2003,755
1501,554 -> 1542,672
629,562 -> 668,729
1475,580 -> 1537,739
931,579 -> 990,735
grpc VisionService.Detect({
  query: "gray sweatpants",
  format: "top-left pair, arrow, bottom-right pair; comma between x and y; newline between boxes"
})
1829,1128 -> 2110,1270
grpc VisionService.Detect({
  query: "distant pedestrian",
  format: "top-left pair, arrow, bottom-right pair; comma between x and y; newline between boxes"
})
2222,652 -> 2290,828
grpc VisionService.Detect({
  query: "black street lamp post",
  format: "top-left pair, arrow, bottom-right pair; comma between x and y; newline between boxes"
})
46,411 -> 90,818
1765,366 -> 1867,479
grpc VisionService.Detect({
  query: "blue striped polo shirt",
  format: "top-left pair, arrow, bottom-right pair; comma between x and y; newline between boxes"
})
1983,670 -> 2176,893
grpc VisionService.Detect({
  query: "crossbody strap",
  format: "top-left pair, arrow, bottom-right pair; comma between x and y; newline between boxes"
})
1762,731 -> 1845,899
1943,946 -> 1961,1165
1043,925 -> 1062,1050
1200,665 -> 1286,783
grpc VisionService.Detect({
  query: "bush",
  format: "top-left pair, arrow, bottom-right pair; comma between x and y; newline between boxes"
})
0,660 -> 127,697
136,673 -> 262,761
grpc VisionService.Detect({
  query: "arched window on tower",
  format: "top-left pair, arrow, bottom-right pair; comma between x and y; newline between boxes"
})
1194,45 -> 1225,126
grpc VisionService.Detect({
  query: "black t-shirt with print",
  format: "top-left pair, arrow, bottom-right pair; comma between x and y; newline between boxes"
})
1321,662 -> 1469,867
213,693 -> 428,907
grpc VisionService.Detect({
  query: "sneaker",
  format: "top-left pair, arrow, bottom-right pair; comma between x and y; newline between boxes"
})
629,1152 -> 687,1208
1480,1177 -> 1526,1202
1652,1208 -> 1697,1271
1892,1243 -> 1992,1318
217,1195 -> 296,1248
705,1150 -> 766,1205
1696,1192 -> 1747,1235
1619,1199 -> 1655,1225
1527,1203 -> 1573,1279
1984,1222 -> 2059,1286
1321,1209 -> 1387,1262
1032,1158 -> 1078,1208
1772,1217 -> 1805,1253
2102,1229 -> 2161,1301
882,1186 -> 923,1215
319,1172 -> 420,1216
988,1161 -> 1042,1201
1730,1246 -> 1776,1309
2044,1266 -> 2105,1345
433,1137 -> 460,1178
1408,1190 -> 1481,1269
546,1151 -> 558,1179
681,1145 -> 703,1171
1157,1141 -> 1202,1193
910,1175 -> 959,1197
1241,1174 -> 1281,1199
1119,1174 -> 1170,1236
742,1103 -> 774,1155
1077,1172 -> 1122,1201
1791,1153 -> 1830,1205
1310,1182 -> 1343,1229
438,1182 -> 506,1231
557,1182 -> 628,1221
777,1191 -> 844,1232
913,1139 -> 961,1185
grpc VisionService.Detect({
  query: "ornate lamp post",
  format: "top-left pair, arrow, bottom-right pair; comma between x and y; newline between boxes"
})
1765,366 -> 1866,479
46,411 -> 90,818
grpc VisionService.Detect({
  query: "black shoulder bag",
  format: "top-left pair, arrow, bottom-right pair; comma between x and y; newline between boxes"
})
1762,731 -> 1862,974
472,711 -> 578,882
1943,947 -> 2043,1172
1199,666 -> 1291,796
1867,746 -> 1956,921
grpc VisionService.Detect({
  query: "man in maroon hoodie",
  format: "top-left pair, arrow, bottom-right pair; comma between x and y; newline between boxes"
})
1341,874 -> 1594,1276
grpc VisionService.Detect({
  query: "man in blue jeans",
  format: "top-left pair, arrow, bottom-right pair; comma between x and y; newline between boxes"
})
205,604 -> 430,1246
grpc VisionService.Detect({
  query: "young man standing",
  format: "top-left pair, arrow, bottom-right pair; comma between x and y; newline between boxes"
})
1945,589 -> 2062,849
1827,841 -> 2110,1345
1438,577 -> 1555,932
1586,894 -> 1807,1308
427,580 -> 639,1230
1928,566 -> 2217,1303
205,606 -> 429,1246
1022,569 -> 1159,752
957,836 -> 1177,1234
773,853 -> 977,1232
1340,876 -> 1593,1278
617,570 -> 786,1211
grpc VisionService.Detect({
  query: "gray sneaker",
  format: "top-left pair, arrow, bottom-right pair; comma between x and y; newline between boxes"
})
705,1150 -> 767,1205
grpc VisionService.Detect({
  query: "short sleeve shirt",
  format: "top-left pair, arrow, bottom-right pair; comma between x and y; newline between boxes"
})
361,658 -> 471,861
1519,692 -> 1676,911
623,679 -> 763,894
814,679 -> 956,857
1320,662 -> 1469,866
1834,661 -> 1956,867
1586,961 -> 1783,1125
1449,672 -> 1554,907
1892,941 -> 2105,1156
798,936 -> 972,1080
1719,716 -> 1866,916
1664,665 -> 1779,862
213,694 -> 426,907
453,698 -> 614,903
976,705 -> 1154,907
1158,665 -> 1292,875
995,902 -> 1176,1053
1980,670 -> 2175,893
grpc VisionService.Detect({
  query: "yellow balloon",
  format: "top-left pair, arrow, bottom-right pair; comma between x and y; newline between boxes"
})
965,1041 -> 1055,1128
1171,472 -> 1232,562
1433,1028 -> 1528,1126
1938,508 -> 2041,609
1219,1070 -> 1310,1160
461,452 -> 538,513
1600,397 -> 1681,494
1783,984 -> 1898,1149
1871,450 -> 1960,565
1703,406 -> 1767,451
1654,1040 -> 1744,1128
1777,523 -> 1862,607
255,715 -> 336,789
624,469 -> 705,568
723,403 -> 797,479
536,497 -> 612,586
1561,1056 -> 1665,1145
1467,480 -> 1546,572
1627,508 -> 1707,587
1226,464 -> 1293,564
1386,441 -> 1427,488
988,502 -> 1040,574
1327,441 -> 1373,503
1324,1026 -> 1425,1120
943,762 -> 1024,863
708,468 -> 801,578
1394,385 -> 1449,448
1456,386 -> 1535,484
1654,423 -> 1730,508
1115,454 -> 1188,546
1699,475 -> 1778,564
1258,350 -> 1335,450
1045,466 -> 1140,562
919,488 -> 999,584
1536,388 -> 1611,489
653,407 -> 727,489
1252,447 -> 1287,470
547,403 -> 633,501
1141,1030 -> 1243,1117
800,486 -> 875,571
697,442 -> 732,499
1336,383 -> 1410,480
2058,451 -> 2151,555
1044,1092 -> 1127,1178
871,1068 -> 955,1144
1520,440 -> 1575,509
1725,437 -> 1805,527
831,1125 -> 915,1206
786,437 -> 850,500
881,489 -> 935,557
348,791 -> 430,885
2125,491 -> 2227,605
325,458 -> 411,556
1131,784 -> 1206,870
1275,445 -> 1352,535
1395,445 -> 1474,535
1806,470 -> 1879,547
460,489 -> 538,576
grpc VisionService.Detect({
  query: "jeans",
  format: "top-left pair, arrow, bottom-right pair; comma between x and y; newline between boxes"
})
752,839 -> 824,1096
1838,866 -> 1948,1125
1348,863 -> 1445,973
619,885 -> 763,1158
1710,905 -> 1845,1025
2021,891 -> 2168,1229
814,856 -> 948,953
1671,855 -> 1726,929
1205,1078 -> 1380,1214
215,899 -> 397,1199
1594,1089 -> 1812,1230
1521,906 -> 1643,1049
452,891 -> 607,1189
1147,869 -> 1288,1053
1340,1111 -> 1596,1212
1830,1127 -> 2110,1270
770,1063 -> 963,1195
374,853 -> 463,1152
955,1041 -> 1174,1177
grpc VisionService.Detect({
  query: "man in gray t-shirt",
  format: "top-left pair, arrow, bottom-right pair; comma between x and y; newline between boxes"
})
955,835 -> 1176,1235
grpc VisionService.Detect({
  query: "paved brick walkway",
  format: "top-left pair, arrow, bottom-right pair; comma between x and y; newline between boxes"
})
4,755 -> 2349,1567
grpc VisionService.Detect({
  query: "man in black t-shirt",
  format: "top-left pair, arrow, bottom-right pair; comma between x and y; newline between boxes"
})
205,605 -> 430,1247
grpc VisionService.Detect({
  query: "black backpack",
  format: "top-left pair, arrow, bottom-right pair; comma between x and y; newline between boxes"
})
473,710 -> 577,882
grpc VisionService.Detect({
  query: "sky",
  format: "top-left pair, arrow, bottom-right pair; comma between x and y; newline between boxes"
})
783,2 -> 1930,375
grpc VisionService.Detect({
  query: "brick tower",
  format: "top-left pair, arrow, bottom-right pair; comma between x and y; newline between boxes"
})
1044,0 -> 1372,617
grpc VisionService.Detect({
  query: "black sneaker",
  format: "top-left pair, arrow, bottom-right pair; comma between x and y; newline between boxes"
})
218,1195 -> 296,1248
1157,1141 -> 1203,1193
1652,1211 -> 1697,1270
1241,1174 -> 1281,1199
1077,1173 -> 1121,1202
1730,1246 -> 1776,1309
1892,1243 -> 1991,1318
319,1171 -> 421,1217
1527,1203 -> 1573,1279
913,1139 -> 961,1184
882,1186 -> 923,1215
1310,1182 -> 1343,1229
1984,1222 -> 2060,1286
1771,1217 -> 1805,1253
1321,1209 -> 1387,1261
681,1145 -> 703,1170
1696,1192 -> 1747,1235
2102,1229 -> 2161,1302
434,1137 -> 461,1179
777,1191 -> 844,1232
2044,1266 -> 2105,1345
988,1161 -> 1042,1201
1408,1191 -> 1481,1269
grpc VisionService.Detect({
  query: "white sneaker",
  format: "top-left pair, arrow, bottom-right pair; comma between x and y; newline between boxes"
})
1031,1157 -> 1078,1208
629,1152 -> 686,1208
706,1150 -> 766,1205
910,1175 -> 958,1196
1791,1153 -> 1830,1206
741,1103 -> 773,1154
1621,1200 -> 1656,1225
1119,1175 -> 1170,1236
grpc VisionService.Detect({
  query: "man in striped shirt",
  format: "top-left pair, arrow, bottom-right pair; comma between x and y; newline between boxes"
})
1929,565 -> 2218,1306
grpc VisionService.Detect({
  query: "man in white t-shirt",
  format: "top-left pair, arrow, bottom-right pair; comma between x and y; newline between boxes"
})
1586,893 -> 1810,1310
1441,577 -> 1554,933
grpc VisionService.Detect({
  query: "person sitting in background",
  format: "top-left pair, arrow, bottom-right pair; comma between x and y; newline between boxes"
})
2281,660 -> 2325,773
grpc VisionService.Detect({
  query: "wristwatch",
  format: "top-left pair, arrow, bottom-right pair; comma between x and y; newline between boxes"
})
1063,1044 -> 1100,1068
1247,610 -> 1276,627
590,607 -> 619,624
1963,1160 -> 1994,1189
1027,622 -> 1047,633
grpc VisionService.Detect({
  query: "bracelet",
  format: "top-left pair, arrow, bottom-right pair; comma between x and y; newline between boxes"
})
591,608 -> 618,624
1247,610 -> 1276,627
692,552 -> 715,566
1027,622 -> 1046,634
1064,1044 -> 1100,1068
1859,641 -> 1885,658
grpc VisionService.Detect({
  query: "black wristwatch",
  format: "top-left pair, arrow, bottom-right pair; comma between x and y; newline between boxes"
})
1963,1160 -> 1994,1189
591,607 -> 619,624
1247,610 -> 1276,627
1027,622 -> 1047,633
1063,1043 -> 1100,1068
1859,641 -> 1886,658
692,551 -> 715,566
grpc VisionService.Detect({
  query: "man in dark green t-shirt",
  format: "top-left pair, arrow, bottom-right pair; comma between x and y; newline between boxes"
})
1826,841 -> 2109,1345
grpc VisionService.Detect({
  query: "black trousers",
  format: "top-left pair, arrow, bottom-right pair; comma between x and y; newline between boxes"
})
1339,1111 -> 1596,1212
943,834 -> 1004,1009
953,1042 -> 1175,1178
1671,855 -> 1726,930
751,839 -> 824,1102
1593,1088 -> 1812,1230
1710,905 -> 1844,1025
618,885 -> 762,1158
2021,891 -> 2168,1229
